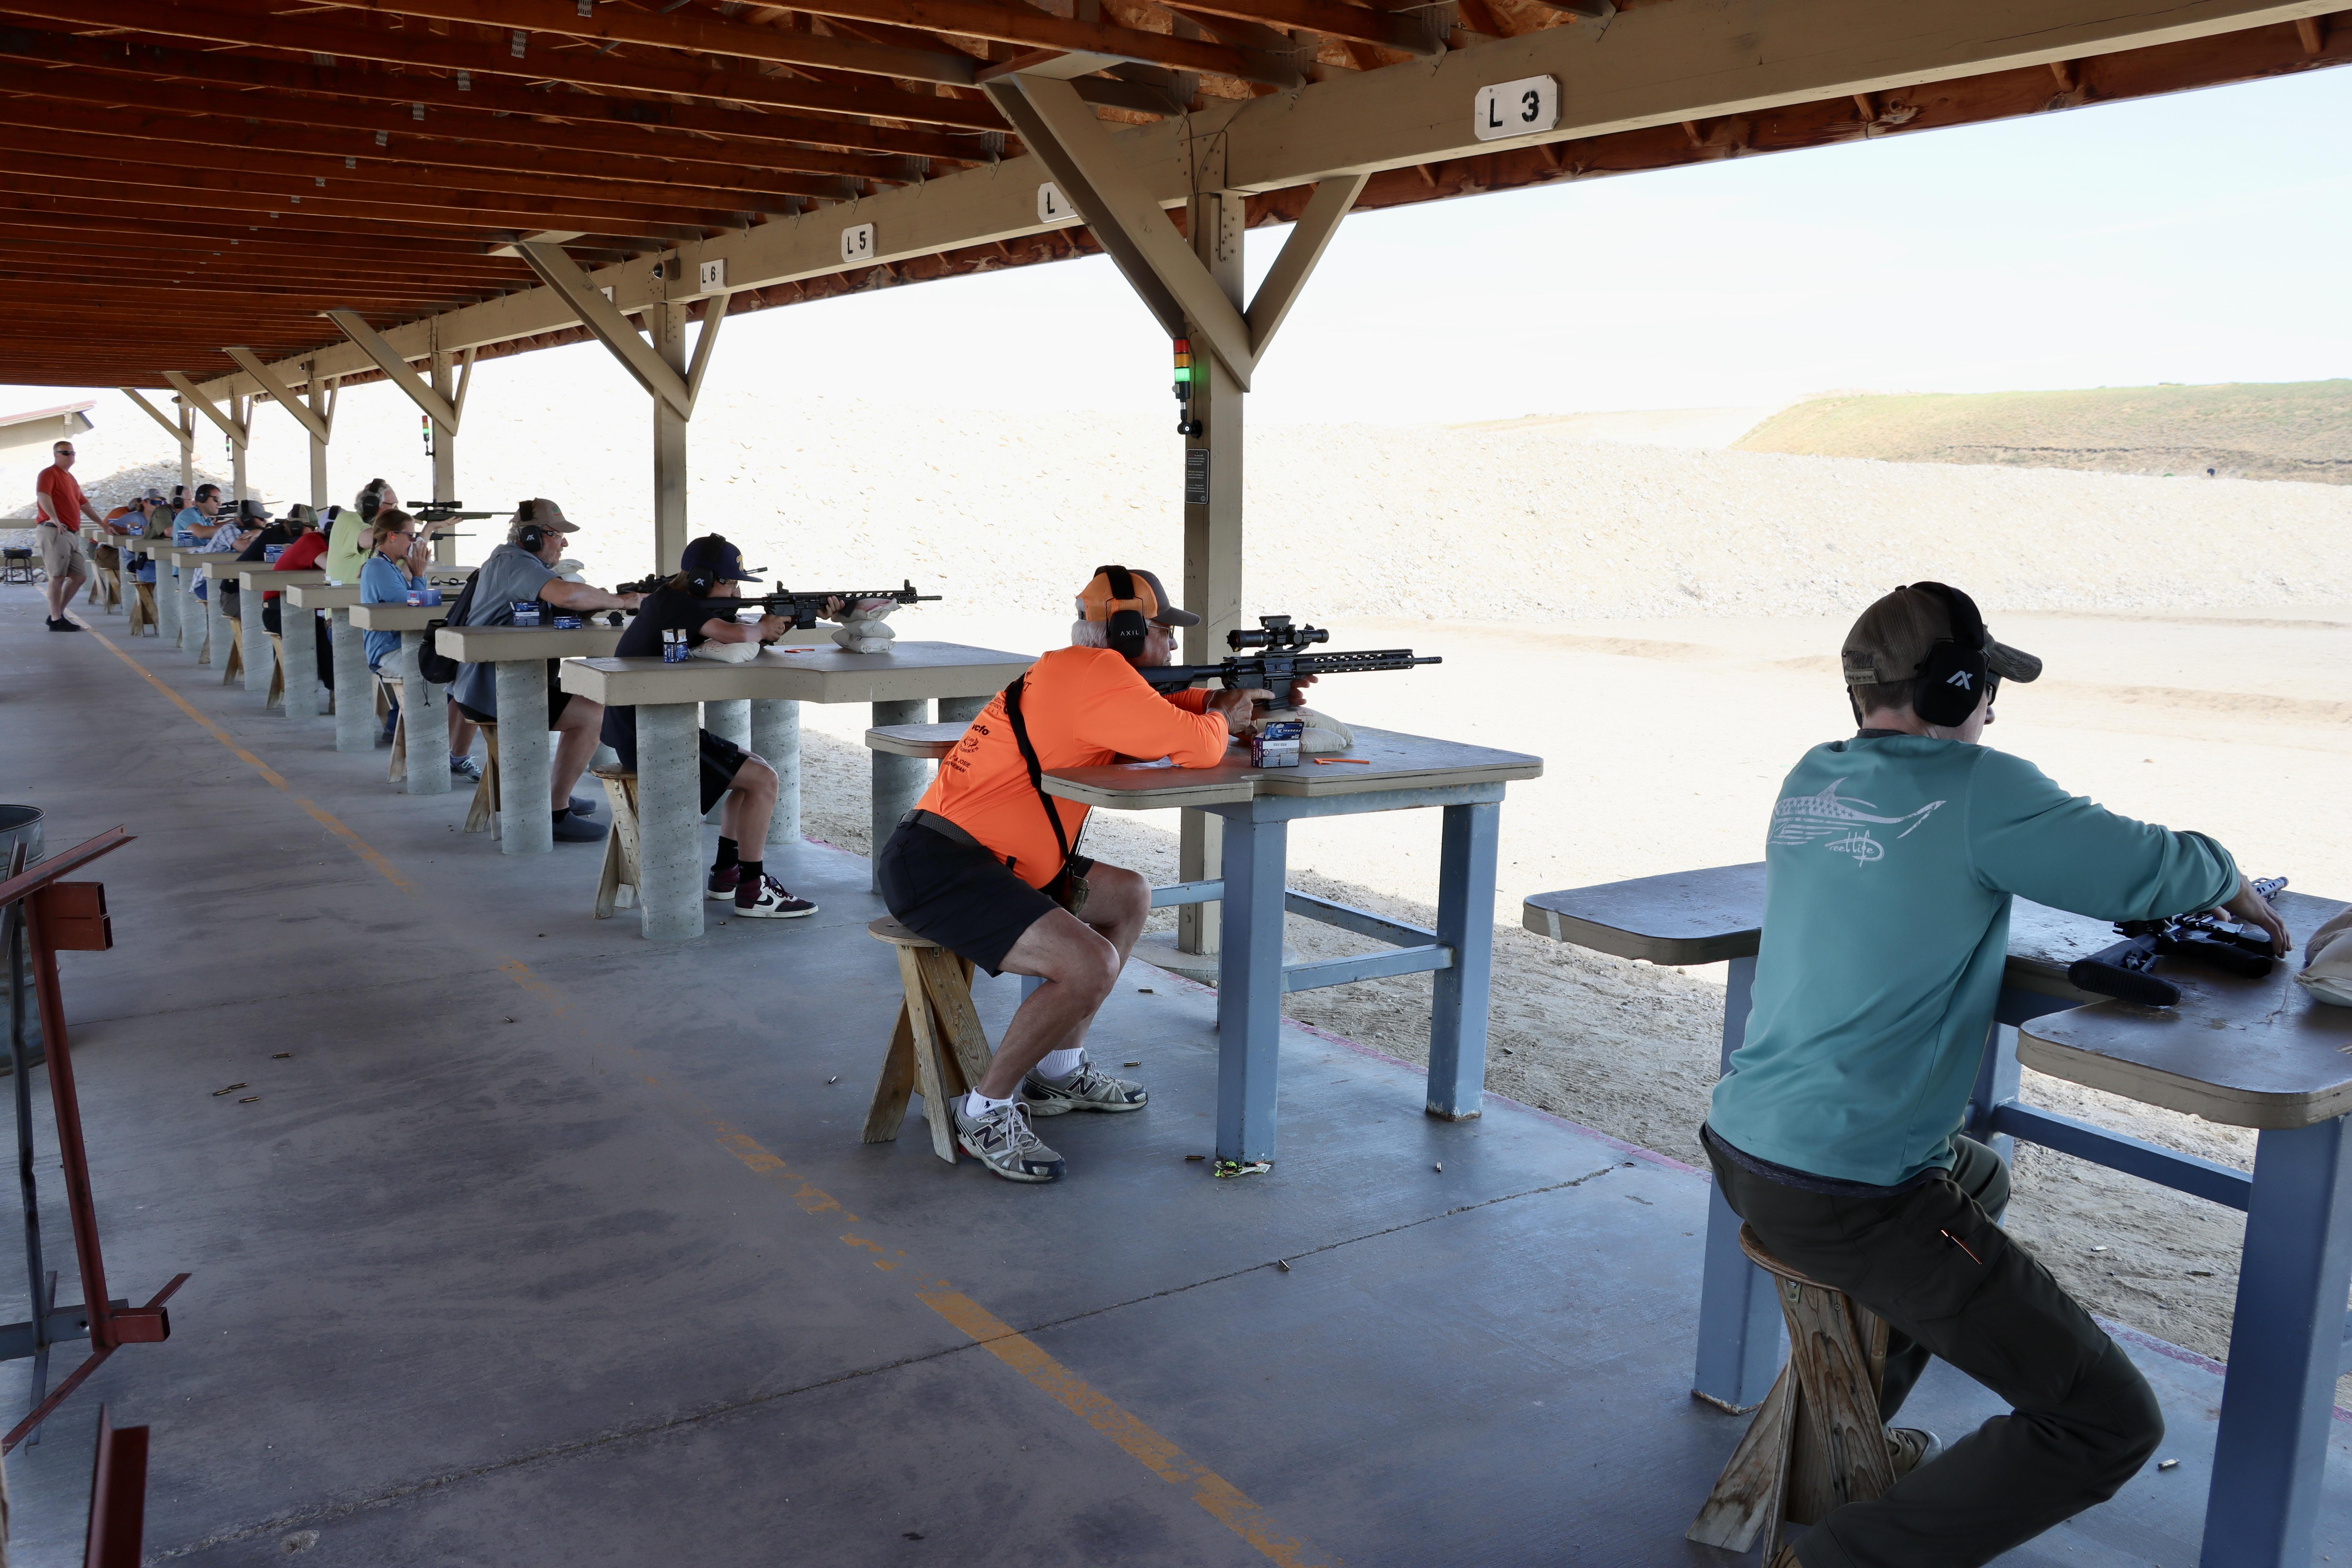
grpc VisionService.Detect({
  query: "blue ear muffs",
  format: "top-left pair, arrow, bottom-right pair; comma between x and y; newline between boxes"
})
1907,581 -> 1991,726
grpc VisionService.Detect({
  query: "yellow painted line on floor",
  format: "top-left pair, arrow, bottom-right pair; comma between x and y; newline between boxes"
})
72,614 -> 416,893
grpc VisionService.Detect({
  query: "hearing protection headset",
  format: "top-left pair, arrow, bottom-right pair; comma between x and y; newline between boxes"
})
1905,581 -> 1992,727
1093,564 -> 1152,660
357,479 -> 389,522
512,498 -> 548,556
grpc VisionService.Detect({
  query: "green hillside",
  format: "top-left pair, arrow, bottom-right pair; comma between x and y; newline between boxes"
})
1734,380 -> 2352,484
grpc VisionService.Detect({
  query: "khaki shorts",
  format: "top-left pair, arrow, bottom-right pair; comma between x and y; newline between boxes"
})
35,523 -> 87,580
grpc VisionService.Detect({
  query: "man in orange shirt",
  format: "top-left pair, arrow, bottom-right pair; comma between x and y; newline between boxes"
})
877,566 -> 1277,1183
33,438 -> 101,630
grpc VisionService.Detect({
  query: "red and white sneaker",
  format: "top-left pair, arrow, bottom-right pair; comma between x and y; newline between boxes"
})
734,874 -> 816,920
706,865 -> 741,901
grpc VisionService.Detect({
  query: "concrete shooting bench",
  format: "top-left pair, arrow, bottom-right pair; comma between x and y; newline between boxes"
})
191,556 -> 252,676
870,720 -> 1541,1166
436,622 -> 625,854
1522,863 -> 2352,1568
297,569 -> 474,757
349,597 -> 472,798
236,567 -> 328,712
558,641 -> 1035,940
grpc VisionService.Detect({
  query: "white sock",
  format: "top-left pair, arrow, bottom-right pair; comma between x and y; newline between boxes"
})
963,1090 -> 1016,1119
1036,1048 -> 1085,1081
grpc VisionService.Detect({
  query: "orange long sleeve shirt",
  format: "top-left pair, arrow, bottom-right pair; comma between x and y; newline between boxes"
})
917,646 -> 1230,888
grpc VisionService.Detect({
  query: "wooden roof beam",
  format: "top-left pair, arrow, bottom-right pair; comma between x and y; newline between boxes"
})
122,389 -> 195,451
0,84 -> 908,194
0,20 -> 1004,147
1156,0 -> 1439,56
325,309 -> 466,430
162,371 -> 249,449
0,2 -> 1004,128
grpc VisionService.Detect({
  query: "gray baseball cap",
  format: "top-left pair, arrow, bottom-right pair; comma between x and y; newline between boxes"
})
1841,584 -> 2041,687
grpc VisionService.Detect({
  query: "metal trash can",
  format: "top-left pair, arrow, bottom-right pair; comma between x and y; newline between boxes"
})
0,805 -> 46,1069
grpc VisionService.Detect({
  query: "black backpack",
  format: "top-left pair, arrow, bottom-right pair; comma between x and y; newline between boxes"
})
414,570 -> 480,686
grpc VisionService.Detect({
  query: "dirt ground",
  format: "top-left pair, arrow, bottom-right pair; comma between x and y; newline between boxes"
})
794,601 -> 2352,1392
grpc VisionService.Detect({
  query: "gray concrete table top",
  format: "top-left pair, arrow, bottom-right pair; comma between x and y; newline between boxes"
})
865,721 -> 967,759
2021,891 -> 2352,1129
194,556 -> 253,581
1038,725 -> 1542,812
558,642 -> 1034,707
238,566 -> 328,593
440,623 -> 629,661
285,582 -> 359,609
349,602 -> 453,632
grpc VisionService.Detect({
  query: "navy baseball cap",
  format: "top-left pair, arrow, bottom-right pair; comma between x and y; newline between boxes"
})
679,535 -> 761,583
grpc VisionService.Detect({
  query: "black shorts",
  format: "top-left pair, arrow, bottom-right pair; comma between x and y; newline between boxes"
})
455,659 -> 572,729
876,818 -> 1059,977
604,706 -> 753,816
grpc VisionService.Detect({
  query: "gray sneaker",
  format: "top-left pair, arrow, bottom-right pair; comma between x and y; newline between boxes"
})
1888,1427 -> 1942,1477
953,1100 -> 1065,1182
450,755 -> 482,780
1022,1059 -> 1148,1116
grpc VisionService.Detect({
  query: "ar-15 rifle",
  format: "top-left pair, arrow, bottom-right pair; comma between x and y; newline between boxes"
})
1135,615 -> 1440,710
410,500 -> 498,539
2065,876 -> 2287,1006
613,576 -> 940,630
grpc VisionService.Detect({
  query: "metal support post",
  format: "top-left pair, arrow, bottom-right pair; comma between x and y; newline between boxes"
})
1179,187 -> 1248,959
397,631 -> 450,795
703,699 -> 750,825
495,662 -> 554,855
1964,1021 -> 2023,1165
751,699 -> 801,850
636,701 -> 705,940
870,698 -> 931,889
330,611 -> 372,753
1692,954 -> 1783,1410
1213,804 -> 1288,1164
280,602 -> 319,718
2201,1116 -> 2352,1568
1426,800 -> 1498,1120
652,302 -> 691,574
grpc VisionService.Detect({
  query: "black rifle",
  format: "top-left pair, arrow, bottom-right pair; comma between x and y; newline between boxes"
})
2065,876 -> 2287,1006
614,577 -> 940,630
1135,615 -> 1440,710
410,500 -> 498,525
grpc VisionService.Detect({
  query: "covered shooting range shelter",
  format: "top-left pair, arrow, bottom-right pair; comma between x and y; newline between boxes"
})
11,0 -> 2345,952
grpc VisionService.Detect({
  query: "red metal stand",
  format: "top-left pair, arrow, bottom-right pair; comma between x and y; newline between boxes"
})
83,1405 -> 149,1568
0,829 -> 188,1454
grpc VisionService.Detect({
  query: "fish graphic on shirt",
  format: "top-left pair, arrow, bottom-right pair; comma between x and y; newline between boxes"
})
1770,783 -> 1944,848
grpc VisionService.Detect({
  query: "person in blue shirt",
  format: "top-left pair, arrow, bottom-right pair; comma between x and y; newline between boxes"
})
359,509 -> 432,749
1709,583 -> 2287,1568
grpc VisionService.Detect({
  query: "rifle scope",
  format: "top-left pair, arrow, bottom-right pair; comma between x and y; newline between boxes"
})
1229,615 -> 1329,653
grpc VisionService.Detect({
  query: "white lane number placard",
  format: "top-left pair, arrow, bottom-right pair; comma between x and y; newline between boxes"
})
1037,182 -> 1075,224
840,222 -> 875,265
698,258 -> 727,291
1473,75 -> 1559,142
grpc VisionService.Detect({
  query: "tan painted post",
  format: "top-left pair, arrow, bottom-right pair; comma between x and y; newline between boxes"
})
230,393 -> 249,506
177,403 -> 193,499
430,349 -> 459,566
1177,185 -> 1248,958
652,300 -> 691,573
305,363 -> 335,512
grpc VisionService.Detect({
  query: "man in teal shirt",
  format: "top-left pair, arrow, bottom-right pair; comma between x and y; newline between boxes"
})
1707,582 -> 2287,1568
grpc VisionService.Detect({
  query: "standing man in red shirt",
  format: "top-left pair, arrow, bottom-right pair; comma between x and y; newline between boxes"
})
33,438 -> 101,631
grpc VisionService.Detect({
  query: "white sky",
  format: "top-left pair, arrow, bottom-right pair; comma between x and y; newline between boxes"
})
8,63 -> 2348,443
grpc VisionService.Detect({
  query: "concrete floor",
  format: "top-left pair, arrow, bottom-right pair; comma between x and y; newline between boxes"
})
4,588 -> 2351,1567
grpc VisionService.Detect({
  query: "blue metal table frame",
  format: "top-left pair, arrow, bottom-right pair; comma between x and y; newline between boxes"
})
1523,866 -> 2352,1568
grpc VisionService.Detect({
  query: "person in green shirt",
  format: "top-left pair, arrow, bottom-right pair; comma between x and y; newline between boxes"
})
323,476 -> 396,586
1707,582 -> 2287,1568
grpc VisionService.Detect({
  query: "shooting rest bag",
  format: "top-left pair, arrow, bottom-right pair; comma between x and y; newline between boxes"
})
2300,907 -> 2352,1007
1251,706 -> 1354,756
688,638 -> 761,664
831,603 -> 898,654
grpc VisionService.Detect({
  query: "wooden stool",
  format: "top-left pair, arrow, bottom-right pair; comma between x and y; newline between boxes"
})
132,579 -> 158,636
465,722 -> 502,836
264,633 -> 287,710
589,765 -> 640,917
221,617 -> 244,685
862,918 -> 995,1163
1688,1226 -> 1896,1559
378,677 -> 405,782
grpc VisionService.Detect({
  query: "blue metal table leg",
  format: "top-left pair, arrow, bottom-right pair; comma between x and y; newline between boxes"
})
1214,809 -> 1288,1165
1426,800 -> 1498,1121
2201,1117 -> 2352,1568
1692,954 -> 1782,1410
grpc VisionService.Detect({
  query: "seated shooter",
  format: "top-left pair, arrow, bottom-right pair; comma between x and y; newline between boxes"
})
602,535 -> 814,917
1706,582 -> 2289,1568
874,566 -> 1278,1183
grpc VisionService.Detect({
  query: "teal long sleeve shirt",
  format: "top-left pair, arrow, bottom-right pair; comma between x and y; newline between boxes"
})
1707,736 -> 2239,1187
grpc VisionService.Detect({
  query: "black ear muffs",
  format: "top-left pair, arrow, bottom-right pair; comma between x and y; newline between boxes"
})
678,566 -> 718,596
1095,564 -> 1151,660
1908,581 -> 1990,727
517,523 -> 547,555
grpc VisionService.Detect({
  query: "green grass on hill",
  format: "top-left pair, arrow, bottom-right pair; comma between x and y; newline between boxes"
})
1734,380 -> 2352,484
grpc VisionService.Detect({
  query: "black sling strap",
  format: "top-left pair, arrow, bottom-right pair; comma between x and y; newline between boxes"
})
1000,673 -> 1092,901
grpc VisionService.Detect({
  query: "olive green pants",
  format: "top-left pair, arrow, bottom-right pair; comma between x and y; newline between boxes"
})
1706,1132 -> 2163,1568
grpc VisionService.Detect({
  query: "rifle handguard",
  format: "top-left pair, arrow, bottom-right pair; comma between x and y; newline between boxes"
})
2067,949 -> 2182,1007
